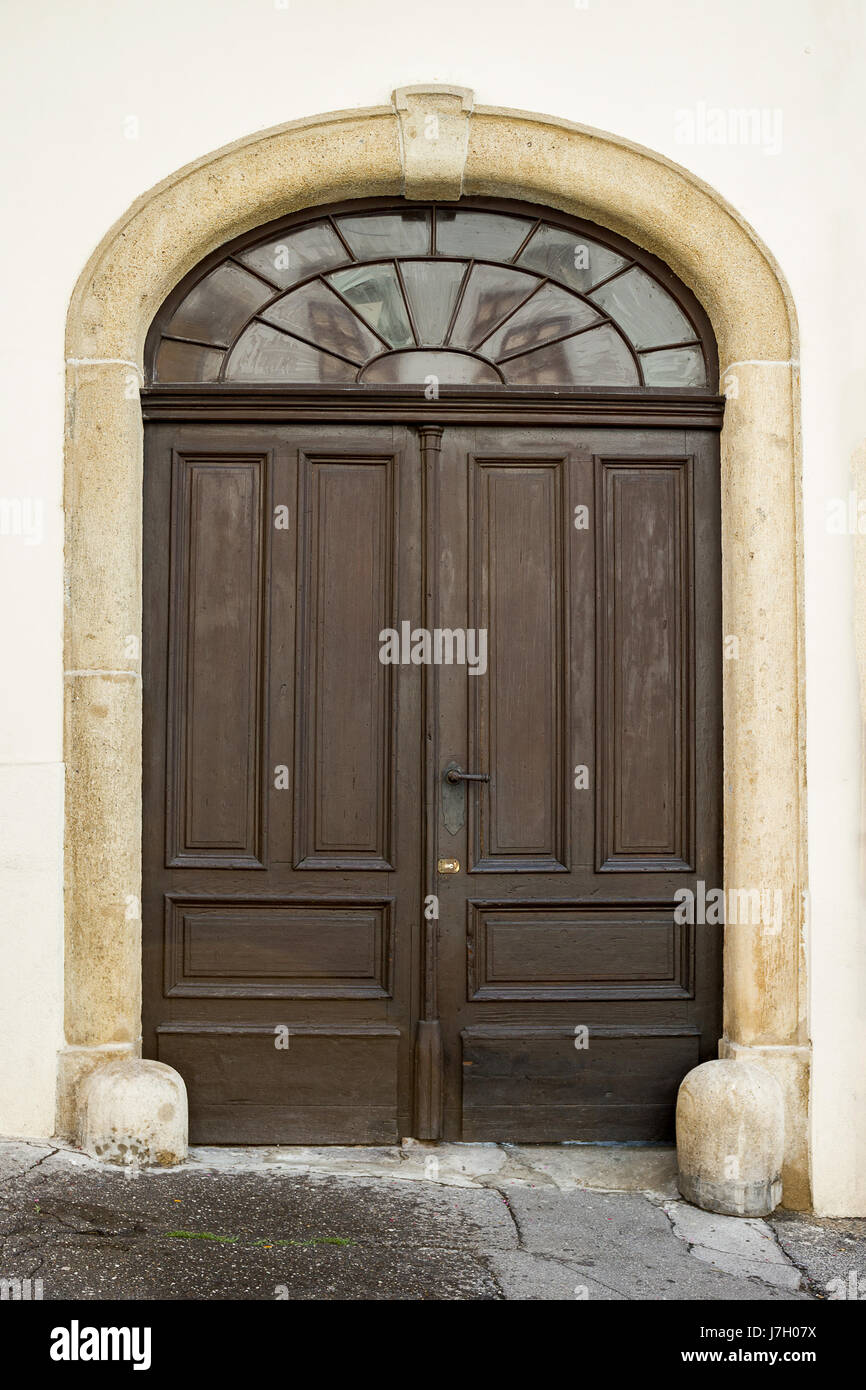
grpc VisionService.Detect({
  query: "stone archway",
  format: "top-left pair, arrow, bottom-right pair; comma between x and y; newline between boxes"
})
60,85 -> 809,1206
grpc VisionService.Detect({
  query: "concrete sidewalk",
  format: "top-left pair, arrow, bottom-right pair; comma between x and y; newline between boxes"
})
0,1139 -> 861,1301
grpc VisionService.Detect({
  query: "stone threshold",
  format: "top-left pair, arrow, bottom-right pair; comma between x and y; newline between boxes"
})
179,1139 -> 680,1194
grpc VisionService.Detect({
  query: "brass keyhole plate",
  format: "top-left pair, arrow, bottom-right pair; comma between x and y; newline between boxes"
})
437,857 -> 460,874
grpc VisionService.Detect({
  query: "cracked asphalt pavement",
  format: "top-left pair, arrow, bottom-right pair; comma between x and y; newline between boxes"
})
0,1140 -> 862,1301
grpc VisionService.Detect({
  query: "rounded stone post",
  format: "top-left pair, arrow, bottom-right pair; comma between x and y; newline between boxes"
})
79,1059 -> 188,1167
676,1059 -> 784,1216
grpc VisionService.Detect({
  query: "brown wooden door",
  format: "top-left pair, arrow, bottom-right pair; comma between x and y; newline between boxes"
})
143,418 -> 721,1143
431,425 -> 721,1140
143,422 -> 423,1143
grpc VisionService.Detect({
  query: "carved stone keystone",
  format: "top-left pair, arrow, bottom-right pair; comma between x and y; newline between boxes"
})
392,84 -> 474,200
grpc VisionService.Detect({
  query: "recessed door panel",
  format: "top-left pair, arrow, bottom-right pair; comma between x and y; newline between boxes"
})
469,455 -> 569,871
294,452 -> 397,870
460,1027 -> 701,1141
157,1025 -> 401,1144
166,453 -> 267,868
596,456 -> 694,871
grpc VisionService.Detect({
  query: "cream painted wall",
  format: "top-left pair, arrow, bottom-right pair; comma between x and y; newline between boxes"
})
0,0 -> 863,1211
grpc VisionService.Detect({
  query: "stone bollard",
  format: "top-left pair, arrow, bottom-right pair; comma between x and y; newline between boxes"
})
79,1058 -> 188,1167
676,1059 -> 784,1216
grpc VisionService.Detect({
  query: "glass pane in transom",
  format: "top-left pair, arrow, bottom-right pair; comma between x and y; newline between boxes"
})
237,221 -> 349,290
328,265 -> 414,348
335,210 -> 431,260
399,260 -> 467,346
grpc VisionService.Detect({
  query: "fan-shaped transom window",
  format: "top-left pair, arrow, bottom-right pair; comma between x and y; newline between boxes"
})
150,203 -> 713,390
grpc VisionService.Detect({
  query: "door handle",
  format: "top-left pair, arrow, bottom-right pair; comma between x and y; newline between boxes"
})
442,761 -> 489,835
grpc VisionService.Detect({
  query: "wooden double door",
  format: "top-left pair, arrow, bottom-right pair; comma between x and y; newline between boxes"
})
143,419 -> 722,1144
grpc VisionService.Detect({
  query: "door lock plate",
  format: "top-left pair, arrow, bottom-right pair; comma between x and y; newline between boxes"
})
442,759 -> 465,835
437,857 -> 460,874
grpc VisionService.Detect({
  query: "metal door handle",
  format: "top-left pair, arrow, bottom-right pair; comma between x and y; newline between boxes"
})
445,767 -> 490,784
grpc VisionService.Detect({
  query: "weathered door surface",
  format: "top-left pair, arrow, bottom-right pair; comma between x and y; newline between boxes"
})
143,419 -> 721,1143
143,423 -> 423,1142
431,425 -> 721,1140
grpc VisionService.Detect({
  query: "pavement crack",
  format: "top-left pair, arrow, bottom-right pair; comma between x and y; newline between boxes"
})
27,1147 -> 60,1173
653,1196 -> 694,1251
482,1180 -> 525,1249
0,1221 -> 42,1239
766,1223 -> 823,1299
0,1145 -> 60,1191
655,1201 -> 809,1296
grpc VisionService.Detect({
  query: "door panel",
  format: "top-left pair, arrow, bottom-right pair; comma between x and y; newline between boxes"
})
143,419 -> 721,1144
469,453 -> 569,871
143,423 -> 421,1144
166,452 -> 267,868
461,1027 -> 701,1142
595,455 -> 693,871
433,425 -> 721,1142
465,901 -> 691,1001
156,1024 -> 401,1145
293,450 -> 397,870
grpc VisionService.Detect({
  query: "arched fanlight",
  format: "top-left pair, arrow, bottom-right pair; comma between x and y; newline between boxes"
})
151,204 -> 710,390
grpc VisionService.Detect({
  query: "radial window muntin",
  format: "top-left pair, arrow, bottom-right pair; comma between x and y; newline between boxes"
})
148,201 -> 715,391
